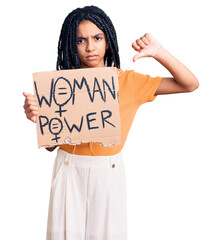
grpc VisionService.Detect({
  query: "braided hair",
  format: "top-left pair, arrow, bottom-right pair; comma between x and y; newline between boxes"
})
56,6 -> 120,70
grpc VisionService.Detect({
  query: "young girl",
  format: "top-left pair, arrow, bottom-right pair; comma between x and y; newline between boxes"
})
23,5 -> 199,240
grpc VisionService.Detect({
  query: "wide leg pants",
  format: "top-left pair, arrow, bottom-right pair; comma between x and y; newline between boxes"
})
46,148 -> 127,240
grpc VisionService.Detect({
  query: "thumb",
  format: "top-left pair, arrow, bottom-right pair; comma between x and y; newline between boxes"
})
23,91 -> 32,97
133,52 -> 144,62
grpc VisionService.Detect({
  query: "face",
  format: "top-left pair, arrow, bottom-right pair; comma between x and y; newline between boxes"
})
77,20 -> 108,68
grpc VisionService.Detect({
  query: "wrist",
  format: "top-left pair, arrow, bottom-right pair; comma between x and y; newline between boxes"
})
153,46 -> 168,61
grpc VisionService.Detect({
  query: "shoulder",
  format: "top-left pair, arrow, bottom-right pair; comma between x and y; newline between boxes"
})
117,68 -> 139,80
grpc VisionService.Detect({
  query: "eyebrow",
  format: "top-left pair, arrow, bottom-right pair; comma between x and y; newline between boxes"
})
77,33 -> 104,39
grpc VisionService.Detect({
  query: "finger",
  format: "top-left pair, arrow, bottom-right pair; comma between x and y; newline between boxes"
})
26,95 -> 36,101
25,98 -> 38,106
26,112 -> 37,123
23,94 -> 37,106
24,100 -> 38,112
136,39 -> 146,48
144,33 -> 152,41
25,108 -> 38,119
31,116 -> 37,123
26,111 -> 38,119
23,91 -> 33,97
132,42 -> 141,51
141,36 -> 149,45
25,105 -> 38,114
23,99 -> 38,111
133,52 -> 144,62
24,105 -> 38,115
23,91 -> 29,97
23,92 -> 36,103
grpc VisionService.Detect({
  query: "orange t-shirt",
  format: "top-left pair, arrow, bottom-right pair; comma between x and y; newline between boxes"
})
59,69 -> 163,156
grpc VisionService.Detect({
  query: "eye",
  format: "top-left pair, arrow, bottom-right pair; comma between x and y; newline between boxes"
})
95,36 -> 102,41
77,38 -> 85,44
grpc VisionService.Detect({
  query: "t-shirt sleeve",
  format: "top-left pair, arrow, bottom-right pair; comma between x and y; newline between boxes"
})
131,71 -> 163,105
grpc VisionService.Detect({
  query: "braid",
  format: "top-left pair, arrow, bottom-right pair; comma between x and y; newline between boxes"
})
56,6 -> 120,70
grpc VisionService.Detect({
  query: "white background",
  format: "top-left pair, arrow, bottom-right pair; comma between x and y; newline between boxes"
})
0,0 -> 221,239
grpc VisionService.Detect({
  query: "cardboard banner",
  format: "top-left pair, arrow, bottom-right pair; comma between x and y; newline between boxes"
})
33,67 -> 121,148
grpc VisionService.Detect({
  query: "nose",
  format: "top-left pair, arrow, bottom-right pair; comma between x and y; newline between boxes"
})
86,39 -> 95,52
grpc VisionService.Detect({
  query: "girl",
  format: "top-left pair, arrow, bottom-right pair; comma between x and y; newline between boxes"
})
23,5 -> 199,240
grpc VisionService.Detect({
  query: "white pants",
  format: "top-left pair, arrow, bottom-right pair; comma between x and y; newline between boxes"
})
46,149 -> 127,240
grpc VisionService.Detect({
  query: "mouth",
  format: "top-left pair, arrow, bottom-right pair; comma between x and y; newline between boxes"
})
86,55 -> 98,60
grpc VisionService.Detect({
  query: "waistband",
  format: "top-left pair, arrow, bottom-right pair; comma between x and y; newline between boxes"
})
56,148 -> 123,168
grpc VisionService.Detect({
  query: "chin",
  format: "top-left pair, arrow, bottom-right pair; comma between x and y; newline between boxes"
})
82,63 -> 104,68
81,57 -> 105,68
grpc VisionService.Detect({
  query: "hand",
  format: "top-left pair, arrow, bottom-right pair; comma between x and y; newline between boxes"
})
23,92 -> 38,123
132,33 -> 163,62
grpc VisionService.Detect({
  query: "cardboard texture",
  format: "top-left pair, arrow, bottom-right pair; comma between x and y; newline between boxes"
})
33,67 -> 121,148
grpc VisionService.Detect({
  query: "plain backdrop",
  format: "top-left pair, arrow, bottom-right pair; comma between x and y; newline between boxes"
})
0,0 -> 221,239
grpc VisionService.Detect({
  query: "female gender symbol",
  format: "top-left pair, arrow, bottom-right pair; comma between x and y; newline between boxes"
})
49,118 -> 63,143
53,77 -> 72,117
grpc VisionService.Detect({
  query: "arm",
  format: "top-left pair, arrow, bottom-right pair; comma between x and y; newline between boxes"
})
132,33 -> 199,95
23,92 -> 57,152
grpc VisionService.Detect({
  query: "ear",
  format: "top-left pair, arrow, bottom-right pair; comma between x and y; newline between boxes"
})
106,42 -> 109,50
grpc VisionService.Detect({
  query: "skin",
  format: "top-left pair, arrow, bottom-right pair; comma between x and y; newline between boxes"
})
23,20 -> 199,151
132,33 -> 199,94
77,20 -> 108,68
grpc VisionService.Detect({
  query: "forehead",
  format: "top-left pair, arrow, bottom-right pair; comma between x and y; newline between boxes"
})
77,20 -> 104,36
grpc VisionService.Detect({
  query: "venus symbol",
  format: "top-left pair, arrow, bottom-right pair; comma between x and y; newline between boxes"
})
53,77 -> 72,117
